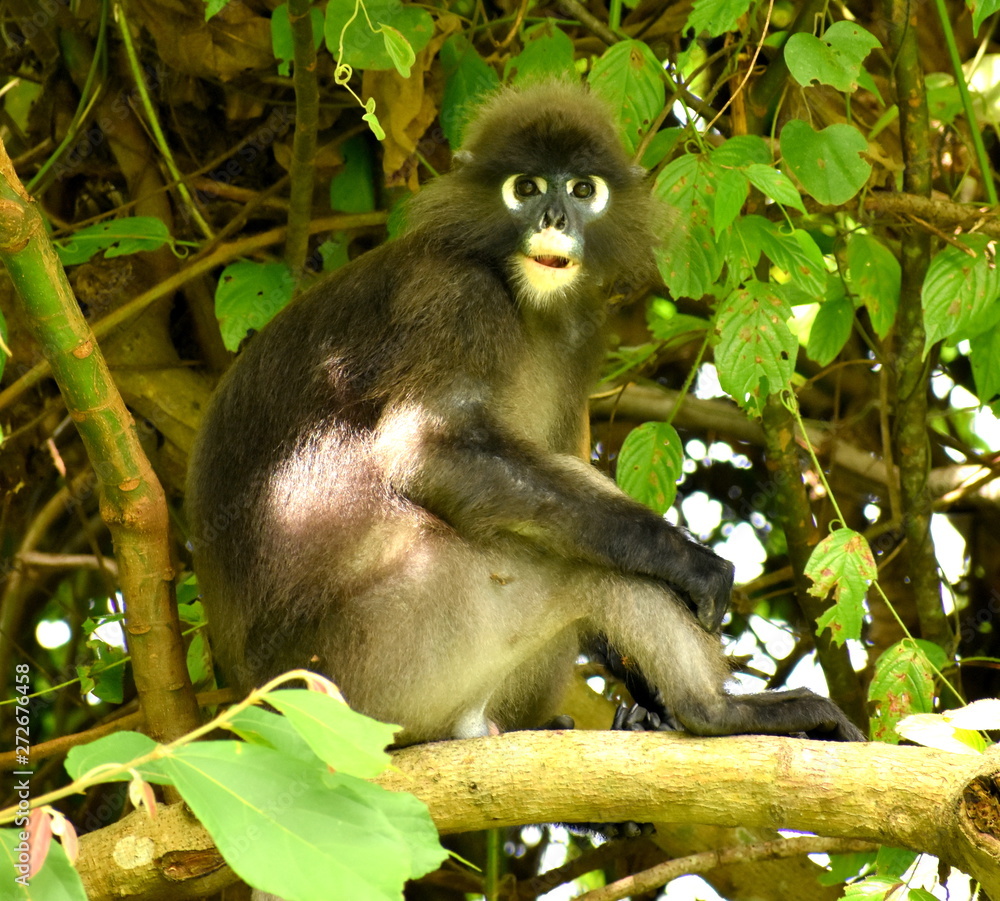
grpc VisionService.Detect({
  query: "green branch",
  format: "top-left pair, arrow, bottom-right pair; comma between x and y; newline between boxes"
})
0,139 -> 201,742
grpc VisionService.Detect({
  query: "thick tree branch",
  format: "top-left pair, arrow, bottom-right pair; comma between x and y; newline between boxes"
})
884,0 -> 953,651
75,732 -> 1000,900
0,139 -> 200,742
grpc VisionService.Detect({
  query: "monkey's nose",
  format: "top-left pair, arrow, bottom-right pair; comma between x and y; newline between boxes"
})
540,209 -> 567,230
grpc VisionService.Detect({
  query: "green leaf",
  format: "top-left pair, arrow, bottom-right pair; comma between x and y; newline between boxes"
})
971,0 -> 1000,35
1,829 -> 87,901
807,292 -> 854,366
867,639 -> 943,743
874,847 -> 919,879
971,321 -> 1000,402
362,97 -> 385,141
745,163 -> 806,211
227,705 -> 321,760
56,217 -> 172,266
203,0 -> 231,20
654,154 -> 724,297
846,233 -> 900,338
807,528 -> 875,644
646,297 -> 709,343
731,215 -> 826,299
271,4 -> 293,76
785,21 -> 881,92
330,135 -> 376,213
324,0 -> 433,72
504,22 -> 576,83
271,4 -> 324,75
710,134 -> 773,167
377,24 -> 415,77
843,875 -> 904,899
264,688 -> 398,778
64,731 -> 173,784
440,35 -> 500,148
588,41 -> 665,154
715,281 -> 797,414
616,422 -> 683,515
780,120 -> 871,205
162,742 -> 446,901
683,0 -> 753,38
921,234 -> 1000,350
819,852 -> 876,886
215,261 -> 295,352
711,165 -> 749,233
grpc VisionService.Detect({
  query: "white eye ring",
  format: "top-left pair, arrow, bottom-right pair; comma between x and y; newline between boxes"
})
566,176 -> 609,213
502,174 -> 547,210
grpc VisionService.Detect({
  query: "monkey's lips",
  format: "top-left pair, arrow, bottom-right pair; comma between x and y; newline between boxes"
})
531,254 -> 574,269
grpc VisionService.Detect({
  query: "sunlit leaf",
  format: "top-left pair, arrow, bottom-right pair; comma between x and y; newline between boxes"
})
780,120 -> 871,205
616,422 -> 684,515
808,528 -> 875,644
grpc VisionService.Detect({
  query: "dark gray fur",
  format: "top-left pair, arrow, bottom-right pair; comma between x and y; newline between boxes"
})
186,81 -> 864,746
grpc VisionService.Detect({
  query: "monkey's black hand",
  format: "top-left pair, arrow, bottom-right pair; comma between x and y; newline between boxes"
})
670,545 -> 734,633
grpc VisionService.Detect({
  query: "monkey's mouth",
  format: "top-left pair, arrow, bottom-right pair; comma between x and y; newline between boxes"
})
531,254 -> 573,269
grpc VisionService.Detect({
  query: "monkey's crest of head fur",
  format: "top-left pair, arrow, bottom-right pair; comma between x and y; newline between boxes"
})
407,80 -> 660,294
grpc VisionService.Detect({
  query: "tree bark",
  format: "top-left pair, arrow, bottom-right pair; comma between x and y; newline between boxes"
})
74,731 -> 1000,900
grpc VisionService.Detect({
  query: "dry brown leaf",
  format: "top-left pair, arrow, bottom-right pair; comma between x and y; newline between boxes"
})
130,0 -> 273,81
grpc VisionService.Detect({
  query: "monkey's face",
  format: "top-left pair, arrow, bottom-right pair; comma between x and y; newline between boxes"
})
501,172 -> 611,305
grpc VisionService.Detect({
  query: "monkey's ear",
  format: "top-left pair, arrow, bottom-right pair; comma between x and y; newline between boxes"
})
452,150 -> 474,167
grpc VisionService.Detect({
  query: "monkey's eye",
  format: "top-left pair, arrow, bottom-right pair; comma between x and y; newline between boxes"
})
515,177 -> 542,197
567,176 -> 610,213
502,174 -> 548,211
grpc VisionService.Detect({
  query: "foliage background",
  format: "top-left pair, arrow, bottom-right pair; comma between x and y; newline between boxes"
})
1,0 -> 1000,898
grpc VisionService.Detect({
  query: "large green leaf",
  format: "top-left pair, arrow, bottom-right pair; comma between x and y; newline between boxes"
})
324,0 -> 433,72
504,22 -> 576,83
715,280 -> 797,413
970,321 -> 1000,403
214,261 -> 296,352
785,21 -> 881,92
683,0 -> 753,38
162,742 -> 446,901
731,215 -> 825,299
616,422 -> 683,515
265,688 -> 398,778
921,234 -> 1000,350
780,120 -> 871,205
330,134 -> 376,213
588,41 -> 664,154
807,288 -> 855,367
846,233 -> 900,338
56,217 -> 172,266
654,154 -> 724,298
440,35 -> 500,148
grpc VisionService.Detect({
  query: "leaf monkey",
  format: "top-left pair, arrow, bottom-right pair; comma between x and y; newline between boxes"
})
186,81 -> 864,747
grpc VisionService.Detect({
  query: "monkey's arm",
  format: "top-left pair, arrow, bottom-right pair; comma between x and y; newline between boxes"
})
375,400 -> 734,630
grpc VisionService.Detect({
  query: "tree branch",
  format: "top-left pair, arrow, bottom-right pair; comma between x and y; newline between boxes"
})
884,0 -> 953,651
0,138 -> 200,742
74,732 -> 1000,900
